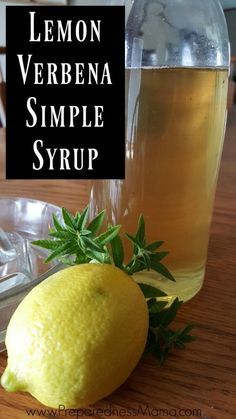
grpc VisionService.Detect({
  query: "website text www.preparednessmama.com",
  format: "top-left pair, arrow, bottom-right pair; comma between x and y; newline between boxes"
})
25,404 -> 202,417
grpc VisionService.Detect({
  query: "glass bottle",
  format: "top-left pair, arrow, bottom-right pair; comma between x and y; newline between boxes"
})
89,0 -> 230,302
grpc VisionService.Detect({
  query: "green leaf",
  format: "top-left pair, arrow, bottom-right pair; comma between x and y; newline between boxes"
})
58,257 -> 75,266
82,236 -> 105,254
159,298 -> 183,328
45,242 -> 78,263
77,206 -> 89,230
80,229 -> 92,236
52,213 -> 64,232
32,239 -> 62,250
49,230 -> 76,240
180,324 -> 195,336
125,233 -> 140,249
178,334 -> 196,344
148,298 -> 169,313
158,327 -> 175,341
148,298 -> 182,329
87,210 -> 105,235
85,250 -> 109,264
142,252 -> 151,270
110,234 -> 124,268
135,214 -> 145,246
154,344 -> 169,366
75,254 -> 90,265
150,252 -> 169,262
138,283 -> 168,298
75,211 -> 81,224
96,225 -> 121,246
177,324 -> 196,344
62,208 -> 76,229
125,259 -> 145,275
151,261 -> 175,282
145,241 -> 164,251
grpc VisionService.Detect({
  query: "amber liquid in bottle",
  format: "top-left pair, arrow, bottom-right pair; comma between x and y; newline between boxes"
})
90,67 -> 228,302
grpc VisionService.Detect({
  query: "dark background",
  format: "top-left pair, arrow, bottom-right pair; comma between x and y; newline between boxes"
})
6,6 -> 125,179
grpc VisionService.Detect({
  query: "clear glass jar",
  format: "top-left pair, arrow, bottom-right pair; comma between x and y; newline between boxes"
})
89,0 -> 230,302
0,198 -> 63,352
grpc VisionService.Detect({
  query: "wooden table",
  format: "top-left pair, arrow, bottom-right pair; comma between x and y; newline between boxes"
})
0,110 -> 236,418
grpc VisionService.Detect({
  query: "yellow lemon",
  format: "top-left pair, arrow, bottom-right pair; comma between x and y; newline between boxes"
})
1,264 -> 148,408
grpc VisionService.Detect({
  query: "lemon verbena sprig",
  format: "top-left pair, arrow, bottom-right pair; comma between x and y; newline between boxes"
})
139,284 -> 196,364
32,206 -> 175,282
120,215 -> 175,280
32,206 -> 196,364
33,207 -> 119,266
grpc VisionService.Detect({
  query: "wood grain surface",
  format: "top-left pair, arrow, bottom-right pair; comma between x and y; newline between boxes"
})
0,108 -> 236,418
